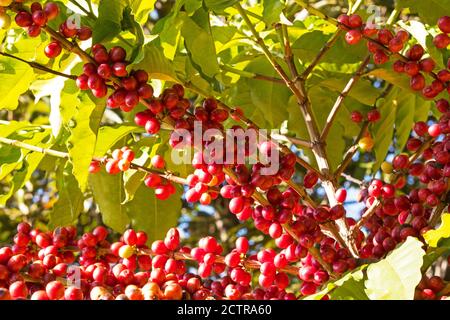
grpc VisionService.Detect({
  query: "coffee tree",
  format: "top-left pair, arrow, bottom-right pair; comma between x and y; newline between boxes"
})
0,0 -> 449,300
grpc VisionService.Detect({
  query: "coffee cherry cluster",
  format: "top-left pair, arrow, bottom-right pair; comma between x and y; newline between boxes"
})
78,45 -> 141,100
143,155 -> 177,200
89,147 -> 177,201
357,99 -> 450,259
416,275 -> 449,300
350,109 -> 381,124
13,2 -> 91,59
393,45 -> 449,98
103,146 -> 135,175
0,224 -> 320,300
14,2 -> 59,38
338,13 -> 407,64
134,84 -> 191,136
339,13 -> 450,100
434,16 -> 450,49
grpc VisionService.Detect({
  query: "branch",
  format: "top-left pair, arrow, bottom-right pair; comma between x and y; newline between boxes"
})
220,64 -> 284,84
320,55 -> 371,141
301,31 -> 342,80
334,84 -> 394,180
340,172 -> 365,187
270,133 -> 313,149
0,136 -> 188,185
0,51 -> 77,80
429,189 -> 450,227
352,198 -> 381,231
334,121 -> 369,179
298,0 -> 364,79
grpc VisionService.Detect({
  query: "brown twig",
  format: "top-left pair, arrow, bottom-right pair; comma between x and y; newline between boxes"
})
320,55 -> 371,142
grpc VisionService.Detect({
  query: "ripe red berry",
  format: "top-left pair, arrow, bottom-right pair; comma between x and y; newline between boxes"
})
151,155 -> 165,169
97,64 -> 112,79
367,109 -> 381,122
64,286 -> 83,300
46,281 -> 64,300
112,62 -> 128,77
44,41 -> 62,58
123,229 -> 137,246
433,33 -> 450,49
345,30 -> 362,45
393,60 -> 405,73
303,171 -> 318,188
428,124 -> 441,137
407,44 -> 425,61
404,61 -> 420,76
337,14 -> 350,29
109,46 -> 127,62
44,2 -> 60,20
9,281 -> 28,299
438,16 -> 450,33
31,10 -> 47,27
410,74 -> 426,91
335,188 -> 347,203
348,14 -> 362,28
373,50 -> 389,65
419,58 -> 436,73
377,29 -> 394,45
77,26 -> 92,41
27,24 -> 41,37
235,237 -> 249,254
388,37 -> 403,52
15,11 -> 33,27
138,84 -> 154,99
59,21 -> 77,38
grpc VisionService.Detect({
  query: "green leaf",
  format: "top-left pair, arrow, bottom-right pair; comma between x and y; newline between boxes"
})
311,69 -> 379,106
89,170 -> 131,232
364,237 -> 425,300
204,0 -> 239,11
133,43 -> 178,81
0,58 -> 34,110
422,239 -> 450,272
180,12 -> 220,78
50,161 -> 84,227
230,56 -> 291,129
94,125 -> 141,157
127,184 -> 182,241
396,0 -> 450,25
122,142 -> 155,204
371,89 -> 397,172
129,0 -> 156,24
0,129 -> 50,205
93,0 -> 126,44
423,214 -> 450,247
394,92 -> 415,152
262,0 -> 283,27
304,266 -> 367,300
364,67 -> 412,93
67,94 -> 105,191
292,31 -> 368,65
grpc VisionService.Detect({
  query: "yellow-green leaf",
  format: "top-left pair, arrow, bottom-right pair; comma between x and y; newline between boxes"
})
424,214 -> 450,247
364,237 -> 425,300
